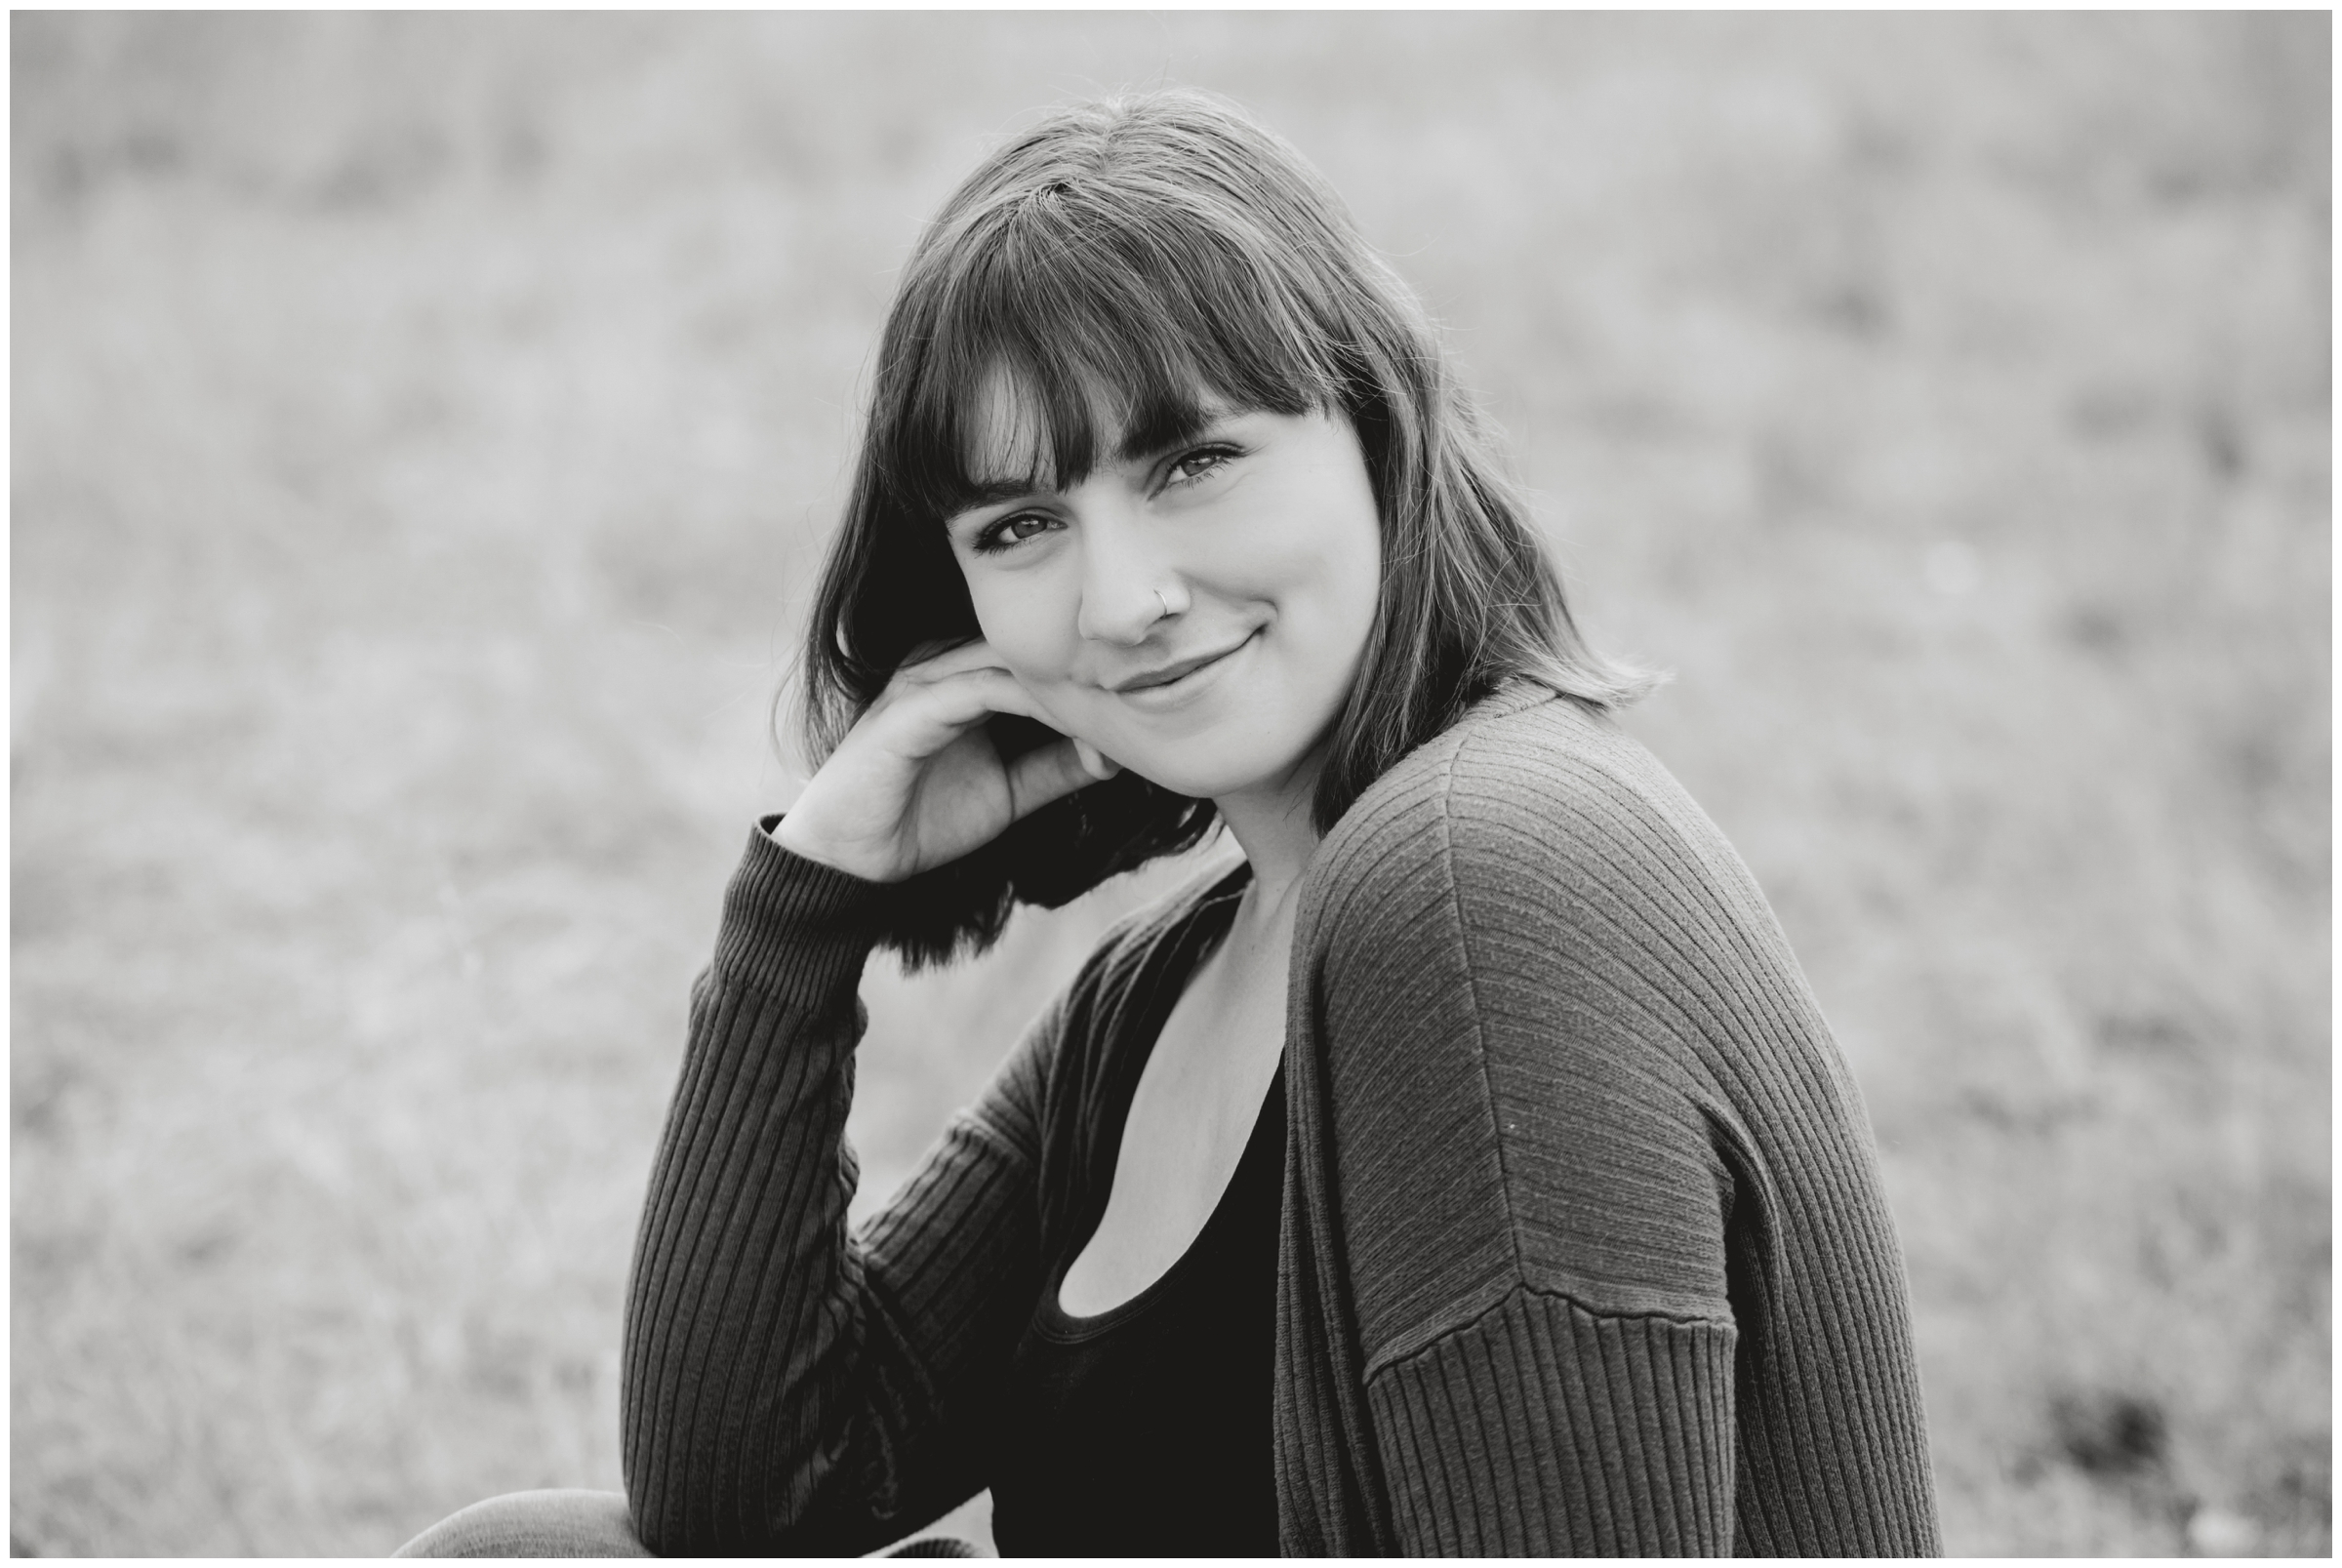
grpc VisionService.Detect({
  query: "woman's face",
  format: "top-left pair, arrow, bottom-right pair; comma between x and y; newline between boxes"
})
943,394 -> 1383,806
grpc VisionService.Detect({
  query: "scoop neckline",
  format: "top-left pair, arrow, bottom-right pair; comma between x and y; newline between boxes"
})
1034,1058 -> 1285,1341
1036,863 -> 1277,1338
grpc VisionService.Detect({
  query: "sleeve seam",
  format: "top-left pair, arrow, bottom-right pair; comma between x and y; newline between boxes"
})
1366,1278 -> 1737,1383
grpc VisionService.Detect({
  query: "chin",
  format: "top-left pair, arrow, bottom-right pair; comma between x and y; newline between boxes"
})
1103,723 -> 1318,804
1121,759 -> 1254,800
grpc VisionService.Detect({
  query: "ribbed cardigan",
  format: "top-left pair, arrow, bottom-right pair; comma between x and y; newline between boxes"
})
621,683 -> 1942,1555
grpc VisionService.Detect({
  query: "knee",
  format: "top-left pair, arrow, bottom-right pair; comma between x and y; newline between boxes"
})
394,1489 -> 651,1558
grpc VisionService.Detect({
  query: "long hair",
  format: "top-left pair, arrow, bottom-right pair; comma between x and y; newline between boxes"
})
797,89 -> 1656,968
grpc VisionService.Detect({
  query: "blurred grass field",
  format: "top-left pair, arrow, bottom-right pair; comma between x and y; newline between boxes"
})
10,13 -> 2328,1556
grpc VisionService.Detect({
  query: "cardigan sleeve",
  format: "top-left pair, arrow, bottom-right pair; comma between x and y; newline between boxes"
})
1297,702 -> 1939,1555
619,822 -> 1060,1555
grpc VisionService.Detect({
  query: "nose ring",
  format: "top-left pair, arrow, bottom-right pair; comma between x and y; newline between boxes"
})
1154,588 -> 1174,620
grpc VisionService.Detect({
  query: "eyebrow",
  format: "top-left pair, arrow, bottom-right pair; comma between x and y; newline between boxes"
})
1113,400 -> 1224,467
951,476 -> 1053,511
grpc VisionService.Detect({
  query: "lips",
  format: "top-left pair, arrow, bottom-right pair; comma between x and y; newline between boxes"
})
1110,634 -> 1253,694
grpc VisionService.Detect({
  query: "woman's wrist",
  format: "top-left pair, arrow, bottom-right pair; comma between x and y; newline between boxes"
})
769,798 -> 896,883
757,813 -> 890,890
767,809 -> 837,869
716,819 -> 891,1005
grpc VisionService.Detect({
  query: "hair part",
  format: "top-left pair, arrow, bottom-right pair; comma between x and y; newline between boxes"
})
795,89 -> 1659,969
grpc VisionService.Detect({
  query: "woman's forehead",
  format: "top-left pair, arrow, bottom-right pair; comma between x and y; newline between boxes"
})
955,363 -> 1228,495
958,365 -> 1074,491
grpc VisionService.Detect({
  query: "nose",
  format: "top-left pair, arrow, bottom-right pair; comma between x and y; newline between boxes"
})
1073,506 -> 1175,647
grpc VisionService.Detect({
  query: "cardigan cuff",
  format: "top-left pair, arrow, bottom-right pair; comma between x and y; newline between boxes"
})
711,815 -> 889,1010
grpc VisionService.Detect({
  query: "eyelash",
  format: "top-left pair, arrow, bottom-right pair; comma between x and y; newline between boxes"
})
967,442 -> 1243,555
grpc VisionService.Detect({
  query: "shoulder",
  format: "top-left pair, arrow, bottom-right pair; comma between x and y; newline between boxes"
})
1004,848 -> 1246,1070
1070,849 -> 1251,1009
1292,685 -> 1765,1336
958,848 -> 1245,1164
1303,681 -> 1772,977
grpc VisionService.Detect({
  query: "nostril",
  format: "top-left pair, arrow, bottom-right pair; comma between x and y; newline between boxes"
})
1076,590 -> 1170,647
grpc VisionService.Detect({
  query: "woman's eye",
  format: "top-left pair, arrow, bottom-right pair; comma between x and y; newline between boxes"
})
1164,445 -> 1238,487
975,512 -> 1058,553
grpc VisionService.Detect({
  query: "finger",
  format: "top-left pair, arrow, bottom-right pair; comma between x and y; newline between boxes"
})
1005,737 -> 1108,821
879,666 -> 1051,754
891,636 -> 1008,687
1072,739 -> 1121,782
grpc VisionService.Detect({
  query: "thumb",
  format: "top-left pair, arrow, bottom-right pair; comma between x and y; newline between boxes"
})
1072,739 -> 1121,782
1006,736 -> 1119,820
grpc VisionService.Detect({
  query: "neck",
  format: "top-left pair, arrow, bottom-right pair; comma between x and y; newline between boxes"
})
1211,757 -> 1324,917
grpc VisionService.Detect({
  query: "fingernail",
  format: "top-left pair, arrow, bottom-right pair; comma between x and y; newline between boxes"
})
1075,740 -> 1119,780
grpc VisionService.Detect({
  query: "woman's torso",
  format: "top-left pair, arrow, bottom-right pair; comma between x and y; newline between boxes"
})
990,871 -> 1289,1555
623,686 -> 1939,1556
990,1061 -> 1286,1555
1058,865 -> 1294,1316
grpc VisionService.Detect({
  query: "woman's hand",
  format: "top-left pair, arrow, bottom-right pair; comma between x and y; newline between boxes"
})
774,639 -> 1120,884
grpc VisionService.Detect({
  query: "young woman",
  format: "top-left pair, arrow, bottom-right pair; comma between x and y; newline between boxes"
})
402,89 -> 1939,1558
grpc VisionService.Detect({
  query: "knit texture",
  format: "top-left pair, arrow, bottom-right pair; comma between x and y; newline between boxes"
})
621,683 -> 1942,1555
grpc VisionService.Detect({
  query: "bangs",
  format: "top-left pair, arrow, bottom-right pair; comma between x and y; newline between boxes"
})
880,189 -> 1353,522
803,90 -> 1653,971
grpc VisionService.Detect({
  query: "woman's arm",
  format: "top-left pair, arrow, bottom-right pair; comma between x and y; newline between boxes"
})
619,639 -> 1114,1553
1296,697 -> 1939,1555
619,824 -> 1057,1555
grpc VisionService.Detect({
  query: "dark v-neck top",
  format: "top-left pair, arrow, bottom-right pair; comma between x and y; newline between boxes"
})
988,881 -> 1287,1558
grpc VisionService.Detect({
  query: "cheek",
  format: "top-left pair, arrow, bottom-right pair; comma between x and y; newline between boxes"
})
1232,447 -> 1382,623
966,575 -> 1076,687
1266,502 -> 1381,636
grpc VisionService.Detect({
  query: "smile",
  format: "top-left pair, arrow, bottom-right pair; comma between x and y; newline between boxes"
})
1109,632 -> 1256,709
